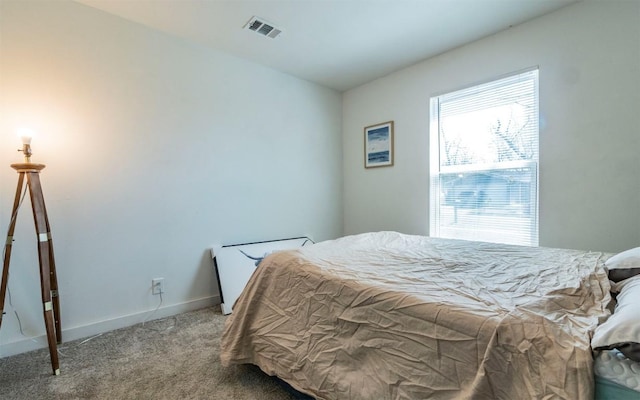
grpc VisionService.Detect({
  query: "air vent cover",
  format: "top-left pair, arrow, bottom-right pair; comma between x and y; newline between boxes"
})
244,16 -> 282,39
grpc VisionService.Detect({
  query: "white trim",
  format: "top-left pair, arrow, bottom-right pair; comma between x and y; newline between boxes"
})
440,160 -> 537,174
0,295 -> 220,358
429,96 -> 441,237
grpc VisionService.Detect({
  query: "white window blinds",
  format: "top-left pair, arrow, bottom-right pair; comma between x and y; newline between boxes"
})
429,69 -> 539,246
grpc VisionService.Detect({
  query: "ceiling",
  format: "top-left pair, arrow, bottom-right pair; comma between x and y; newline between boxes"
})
75,0 -> 579,92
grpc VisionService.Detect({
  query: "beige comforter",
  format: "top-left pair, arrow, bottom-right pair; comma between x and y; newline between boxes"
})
220,232 -> 611,399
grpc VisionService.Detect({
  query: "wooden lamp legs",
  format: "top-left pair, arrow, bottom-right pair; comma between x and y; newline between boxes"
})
0,164 -> 61,375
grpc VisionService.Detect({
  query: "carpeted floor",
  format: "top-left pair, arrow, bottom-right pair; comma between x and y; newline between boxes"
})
0,307 -> 308,399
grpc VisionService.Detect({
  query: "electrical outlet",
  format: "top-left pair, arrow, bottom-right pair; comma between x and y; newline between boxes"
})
152,278 -> 164,295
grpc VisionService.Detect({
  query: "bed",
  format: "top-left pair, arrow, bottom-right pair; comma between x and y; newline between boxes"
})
591,246 -> 640,399
220,231 -> 637,399
594,349 -> 640,399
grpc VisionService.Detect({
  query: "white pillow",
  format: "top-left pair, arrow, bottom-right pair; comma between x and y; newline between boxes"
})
605,247 -> 640,282
592,274 -> 640,361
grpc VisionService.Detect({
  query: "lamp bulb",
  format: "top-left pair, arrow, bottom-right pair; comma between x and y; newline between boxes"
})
16,127 -> 34,145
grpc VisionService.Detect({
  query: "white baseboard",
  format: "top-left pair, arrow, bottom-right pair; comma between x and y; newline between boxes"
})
0,295 -> 220,358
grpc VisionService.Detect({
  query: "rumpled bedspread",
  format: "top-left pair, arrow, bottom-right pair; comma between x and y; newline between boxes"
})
220,231 -> 611,399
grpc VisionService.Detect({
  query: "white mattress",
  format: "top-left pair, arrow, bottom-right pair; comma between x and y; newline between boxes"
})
594,349 -> 640,391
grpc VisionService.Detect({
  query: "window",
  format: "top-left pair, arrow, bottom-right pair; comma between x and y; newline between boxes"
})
429,69 -> 539,246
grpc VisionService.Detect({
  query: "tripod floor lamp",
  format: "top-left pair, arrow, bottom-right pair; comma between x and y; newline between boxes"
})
0,132 -> 61,375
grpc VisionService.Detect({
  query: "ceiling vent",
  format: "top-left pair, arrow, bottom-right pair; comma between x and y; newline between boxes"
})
244,16 -> 282,39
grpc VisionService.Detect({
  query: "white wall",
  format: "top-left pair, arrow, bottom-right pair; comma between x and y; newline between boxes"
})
343,0 -> 640,253
0,0 -> 343,356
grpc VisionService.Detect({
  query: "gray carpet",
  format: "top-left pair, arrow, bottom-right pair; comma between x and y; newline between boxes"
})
0,307 -> 305,399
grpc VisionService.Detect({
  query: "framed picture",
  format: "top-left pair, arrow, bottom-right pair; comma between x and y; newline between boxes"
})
364,121 -> 394,168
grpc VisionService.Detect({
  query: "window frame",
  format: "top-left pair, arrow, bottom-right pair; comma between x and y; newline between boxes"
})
429,68 -> 539,246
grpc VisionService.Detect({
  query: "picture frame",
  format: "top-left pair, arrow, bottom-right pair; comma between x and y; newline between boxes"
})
364,120 -> 394,168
